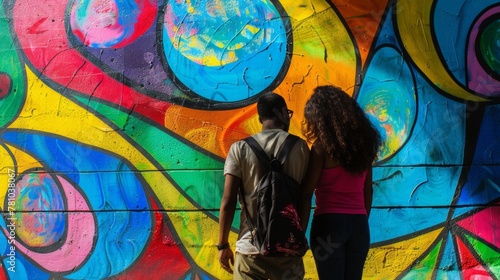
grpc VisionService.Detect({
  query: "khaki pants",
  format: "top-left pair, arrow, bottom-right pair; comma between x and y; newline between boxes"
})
234,252 -> 304,280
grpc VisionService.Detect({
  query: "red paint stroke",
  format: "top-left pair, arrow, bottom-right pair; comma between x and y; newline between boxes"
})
12,0 -> 171,124
455,237 -> 491,279
456,202 -> 500,249
27,17 -> 48,34
116,198 -> 190,279
0,73 -> 11,98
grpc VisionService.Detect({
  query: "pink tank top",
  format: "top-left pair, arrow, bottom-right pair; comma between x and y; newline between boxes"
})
314,166 -> 367,215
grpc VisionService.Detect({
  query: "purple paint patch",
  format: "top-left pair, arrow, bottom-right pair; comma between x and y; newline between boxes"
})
467,6 -> 500,98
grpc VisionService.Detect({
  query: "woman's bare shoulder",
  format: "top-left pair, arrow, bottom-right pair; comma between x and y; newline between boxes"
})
312,141 -> 340,168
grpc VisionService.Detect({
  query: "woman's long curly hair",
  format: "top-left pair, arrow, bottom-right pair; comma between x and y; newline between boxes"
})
303,85 -> 382,173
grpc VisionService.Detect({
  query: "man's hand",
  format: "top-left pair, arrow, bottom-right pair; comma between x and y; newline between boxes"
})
219,248 -> 234,274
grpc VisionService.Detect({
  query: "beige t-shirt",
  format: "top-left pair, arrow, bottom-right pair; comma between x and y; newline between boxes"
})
224,129 -> 310,255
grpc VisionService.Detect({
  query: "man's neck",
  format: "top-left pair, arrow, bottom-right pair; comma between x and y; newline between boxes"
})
261,119 -> 285,131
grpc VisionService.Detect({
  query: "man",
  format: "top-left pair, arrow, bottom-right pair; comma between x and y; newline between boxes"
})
218,92 -> 310,279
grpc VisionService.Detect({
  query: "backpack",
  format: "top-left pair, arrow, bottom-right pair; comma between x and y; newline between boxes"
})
240,134 -> 308,257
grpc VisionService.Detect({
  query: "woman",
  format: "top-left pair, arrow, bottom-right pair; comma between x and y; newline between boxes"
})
299,85 -> 381,280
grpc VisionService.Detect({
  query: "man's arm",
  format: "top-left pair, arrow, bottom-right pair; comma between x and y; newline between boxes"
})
218,173 -> 241,274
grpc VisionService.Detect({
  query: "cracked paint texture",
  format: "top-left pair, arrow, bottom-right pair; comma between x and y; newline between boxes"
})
0,0 -> 499,279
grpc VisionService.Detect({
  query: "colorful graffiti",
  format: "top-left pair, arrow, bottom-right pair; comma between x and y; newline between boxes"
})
0,0 -> 499,279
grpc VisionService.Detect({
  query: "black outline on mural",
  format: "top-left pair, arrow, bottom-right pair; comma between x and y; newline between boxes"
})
0,82 -> 225,278
352,0 -> 393,99
389,0 -> 489,104
157,0 -> 294,110
64,0 -> 295,111
328,1 -> 364,95
472,4 -> 500,90
4,168 -> 73,255
1,131 -> 165,278
358,43 -> 419,166
0,142 -> 101,276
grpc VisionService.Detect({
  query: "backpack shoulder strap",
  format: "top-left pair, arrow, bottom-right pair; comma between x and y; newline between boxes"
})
244,134 -> 299,168
275,134 -> 299,165
243,136 -> 271,171
240,137 -> 268,233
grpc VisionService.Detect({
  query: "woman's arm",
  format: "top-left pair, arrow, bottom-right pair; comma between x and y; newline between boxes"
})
298,142 -> 325,232
363,166 -> 373,217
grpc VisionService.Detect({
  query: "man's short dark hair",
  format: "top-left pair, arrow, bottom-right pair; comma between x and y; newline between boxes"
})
257,92 -> 287,120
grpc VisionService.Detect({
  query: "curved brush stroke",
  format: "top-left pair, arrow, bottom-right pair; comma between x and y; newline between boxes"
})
467,6 -> 500,96
3,176 -> 94,272
396,0 -> 487,101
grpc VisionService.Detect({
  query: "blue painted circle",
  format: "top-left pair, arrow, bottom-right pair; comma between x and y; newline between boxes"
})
163,0 -> 288,102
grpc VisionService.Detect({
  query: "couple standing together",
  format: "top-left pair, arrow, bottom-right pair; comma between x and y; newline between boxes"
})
218,85 -> 382,280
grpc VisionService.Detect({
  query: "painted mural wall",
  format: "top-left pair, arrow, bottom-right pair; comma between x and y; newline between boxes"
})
0,0 -> 499,279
